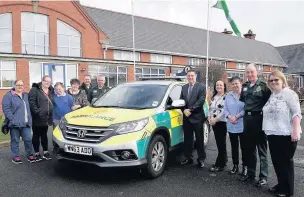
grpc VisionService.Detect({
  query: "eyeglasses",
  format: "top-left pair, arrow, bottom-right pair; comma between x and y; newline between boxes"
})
15,84 -> 24,87
268,79 -> 280,83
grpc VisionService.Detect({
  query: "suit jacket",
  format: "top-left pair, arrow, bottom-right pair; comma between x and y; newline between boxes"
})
180,82 -> 206,123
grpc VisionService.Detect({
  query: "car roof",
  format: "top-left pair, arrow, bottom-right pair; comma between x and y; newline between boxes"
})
121,80 -> 185,86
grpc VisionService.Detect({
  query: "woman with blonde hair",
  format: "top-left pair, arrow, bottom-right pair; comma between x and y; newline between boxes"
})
262,70 -> 302,197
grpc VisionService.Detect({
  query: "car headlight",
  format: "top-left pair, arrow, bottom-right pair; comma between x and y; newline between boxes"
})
112,118 -> 149,134
59,117 -> 67,131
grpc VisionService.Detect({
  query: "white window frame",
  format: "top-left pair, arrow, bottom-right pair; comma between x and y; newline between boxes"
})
188,58 -> 205,66
236,63 -> 248,70
88,64 -> 128,87
227,72 -> 245,79
256,64 -> 263,72
135,67 -> 166,79
21,12 -> 49,55
113,50 -> 140,61
294,76 -> 303,88
29,62 -> 78,88
0,60 -> 16,89
57,20 -> 82,57
0,13 -> 12,53
151,54 -> 172,64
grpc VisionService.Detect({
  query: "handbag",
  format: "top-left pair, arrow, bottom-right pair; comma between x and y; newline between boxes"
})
1,117 -> 10,135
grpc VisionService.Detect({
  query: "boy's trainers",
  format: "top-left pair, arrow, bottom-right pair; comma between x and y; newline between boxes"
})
43,152 -> 52,160
27,155 -> 36,163
12,156 -> 22,164
35,153 -> 43,162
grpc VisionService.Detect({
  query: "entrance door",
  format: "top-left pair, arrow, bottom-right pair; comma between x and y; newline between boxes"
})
43,63 -> 66,88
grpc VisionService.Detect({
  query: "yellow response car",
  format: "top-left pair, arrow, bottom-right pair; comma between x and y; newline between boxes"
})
53,77 -> 210,178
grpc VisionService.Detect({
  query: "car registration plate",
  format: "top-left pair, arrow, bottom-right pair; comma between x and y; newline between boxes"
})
64,144 -> 93,156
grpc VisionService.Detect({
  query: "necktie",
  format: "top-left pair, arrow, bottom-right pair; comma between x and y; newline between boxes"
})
187,84 -> 193,101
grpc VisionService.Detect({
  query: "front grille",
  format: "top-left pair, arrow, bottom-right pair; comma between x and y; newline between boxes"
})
63,124 -> 114,143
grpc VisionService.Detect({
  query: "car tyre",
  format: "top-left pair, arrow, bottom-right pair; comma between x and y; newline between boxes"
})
203,120 -> 210,147
143,135 -> 168,179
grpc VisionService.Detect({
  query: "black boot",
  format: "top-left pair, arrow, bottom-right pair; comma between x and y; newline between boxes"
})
229,164 -> 239,175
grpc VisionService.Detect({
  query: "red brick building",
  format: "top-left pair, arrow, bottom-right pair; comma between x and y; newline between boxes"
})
0,0 -> 287,112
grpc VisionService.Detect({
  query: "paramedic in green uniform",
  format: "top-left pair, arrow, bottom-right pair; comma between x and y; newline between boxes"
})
239,63 -> 271,187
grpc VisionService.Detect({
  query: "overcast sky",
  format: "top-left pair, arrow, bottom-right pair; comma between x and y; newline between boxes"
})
80,0 -> 304,47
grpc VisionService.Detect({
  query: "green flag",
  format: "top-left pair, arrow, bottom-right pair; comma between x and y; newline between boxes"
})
213,0 -> 241,37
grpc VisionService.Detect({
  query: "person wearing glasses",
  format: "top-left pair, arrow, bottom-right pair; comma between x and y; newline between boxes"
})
67,78 -> 89,111
263,70 -> 302,197
29,75 -> 54,162
2,80 -> 35,164
53,82 -> 73,127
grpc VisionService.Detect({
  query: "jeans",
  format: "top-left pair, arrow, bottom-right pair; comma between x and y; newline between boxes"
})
10,127 -> 33,157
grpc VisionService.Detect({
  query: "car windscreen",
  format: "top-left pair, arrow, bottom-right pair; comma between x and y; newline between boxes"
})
92,84 -> 168,109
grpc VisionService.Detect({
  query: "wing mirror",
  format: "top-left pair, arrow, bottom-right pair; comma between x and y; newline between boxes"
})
171,99 -> 186,109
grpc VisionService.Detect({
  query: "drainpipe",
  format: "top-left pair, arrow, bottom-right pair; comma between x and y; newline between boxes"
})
103,45 -> 108,59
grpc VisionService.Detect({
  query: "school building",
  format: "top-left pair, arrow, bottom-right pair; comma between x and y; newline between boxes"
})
0,0 -> 293,111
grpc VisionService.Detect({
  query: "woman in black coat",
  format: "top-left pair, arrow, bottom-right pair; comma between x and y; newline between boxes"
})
28,75 -> 54,162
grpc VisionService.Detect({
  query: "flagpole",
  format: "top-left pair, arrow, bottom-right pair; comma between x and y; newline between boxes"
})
205,0 -> 210,91
131,0 -> 136,80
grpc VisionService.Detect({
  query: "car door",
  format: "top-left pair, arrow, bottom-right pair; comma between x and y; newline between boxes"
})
165,85 -> 184,146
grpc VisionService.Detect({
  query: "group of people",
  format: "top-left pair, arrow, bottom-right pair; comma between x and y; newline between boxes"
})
1,74 -> 109,163
181,64 -> 302,197
1,63 -> 302,197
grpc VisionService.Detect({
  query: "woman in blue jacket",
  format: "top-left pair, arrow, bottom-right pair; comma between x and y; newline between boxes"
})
224,76 -> 246,175
2,80 -> 35,164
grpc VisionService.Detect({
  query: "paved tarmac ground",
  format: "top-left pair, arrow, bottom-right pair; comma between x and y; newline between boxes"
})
0,124 -> 304,197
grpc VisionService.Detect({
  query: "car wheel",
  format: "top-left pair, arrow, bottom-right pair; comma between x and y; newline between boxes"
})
193,120 -> 210,148
143,135 -> 168,179
203,120 -> 210,147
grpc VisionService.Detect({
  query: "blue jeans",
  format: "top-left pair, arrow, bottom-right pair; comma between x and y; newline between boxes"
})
10,127 -> 33,157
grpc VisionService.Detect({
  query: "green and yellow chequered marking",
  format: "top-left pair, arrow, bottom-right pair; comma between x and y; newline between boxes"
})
151,110 -> 183,147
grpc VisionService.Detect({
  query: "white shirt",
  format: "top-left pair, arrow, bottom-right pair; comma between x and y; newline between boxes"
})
262,87 -> 302,136
209,94 -> 226,122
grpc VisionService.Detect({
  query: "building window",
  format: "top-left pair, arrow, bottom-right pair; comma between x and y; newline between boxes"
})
256,64 -> 263,71
0,13 -> 12,53
209,60 -> 226,67
0,60 -> 16,88
227,72 -> 244,79
236,63 -> 247,70
29,62 -> 78,88
88,65 -> 127,87
135,67 -> 166,80
21,12 -> 49,55
188,58 -> 205,66
114,50 -> 140,61
171,68 -> 183,75
294,76 -> 303,88
57,20 -> 82,57
151,54 -> 172,64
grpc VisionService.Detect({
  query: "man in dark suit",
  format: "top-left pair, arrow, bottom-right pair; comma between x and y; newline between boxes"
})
180,70 -> 206,168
